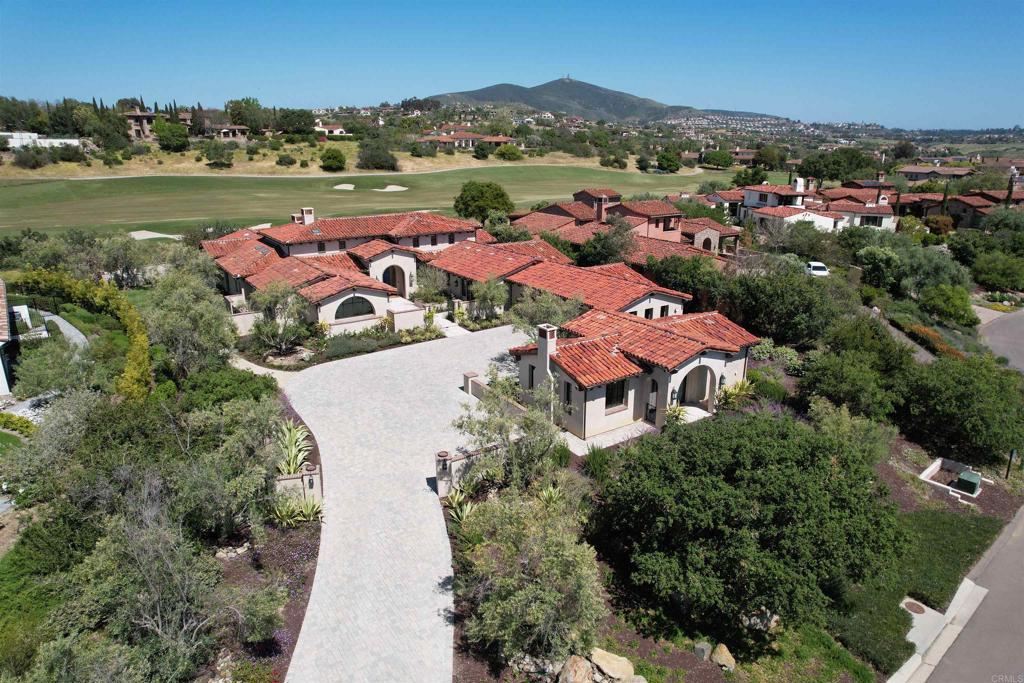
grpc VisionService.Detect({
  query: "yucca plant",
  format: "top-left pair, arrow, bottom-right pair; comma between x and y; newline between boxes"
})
538,484 -> 564,508
276,419 -> 312,475
716,379 -> 754,410
445,487 -> 467,509
271,498 -> 301,528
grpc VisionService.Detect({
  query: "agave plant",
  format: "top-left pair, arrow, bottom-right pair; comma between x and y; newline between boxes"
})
445,487 -> 467,509
276,419 -> 312,475
716,379 -> 754,410
448,499 -> 477,528
271,498 -> 302,528
297,497 -> 323,523
665,404 -> 688,426
538,484 -> 564,508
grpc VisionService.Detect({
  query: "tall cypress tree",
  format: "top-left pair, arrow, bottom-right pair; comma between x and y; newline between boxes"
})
1006,174 -> 1015,207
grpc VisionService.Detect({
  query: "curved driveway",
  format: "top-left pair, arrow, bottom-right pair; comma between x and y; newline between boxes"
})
283,326 -> 526,683
980,308 -> 1024,371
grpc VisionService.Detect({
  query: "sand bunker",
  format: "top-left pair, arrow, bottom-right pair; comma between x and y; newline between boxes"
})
333,183 -> 355,190
372,184 -> 408,192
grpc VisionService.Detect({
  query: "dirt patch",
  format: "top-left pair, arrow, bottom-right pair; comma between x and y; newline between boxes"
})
0,507 -> 29,559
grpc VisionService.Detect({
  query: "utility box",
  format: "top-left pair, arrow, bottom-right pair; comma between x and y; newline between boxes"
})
955,470 -> 982,496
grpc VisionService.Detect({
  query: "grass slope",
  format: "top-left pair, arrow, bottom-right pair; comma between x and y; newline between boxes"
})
0,166 -> 741,235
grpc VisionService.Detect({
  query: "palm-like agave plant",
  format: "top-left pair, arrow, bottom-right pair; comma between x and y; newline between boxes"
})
276,419 -> 312,475
272,498 -> 302,528
448,499 -> 477,527
445,487 -> 467,509
297,497 -> 323,523
538,484 -> 564,508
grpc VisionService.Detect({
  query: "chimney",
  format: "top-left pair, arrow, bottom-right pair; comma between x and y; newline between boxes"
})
537,324 -> 557,378
301,207 -> 315,225
291,213 -> 302,224
807,177 -> 817,192
596,196 -> 607,222
877,171 -> 886,183
793,177 -> 805,193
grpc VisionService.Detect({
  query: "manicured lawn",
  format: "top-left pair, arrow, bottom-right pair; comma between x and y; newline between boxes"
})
742,625 -> 874,683
0,166 -> 756,234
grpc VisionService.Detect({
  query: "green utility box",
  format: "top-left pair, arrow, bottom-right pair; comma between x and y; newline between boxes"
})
955,470 -> 982,496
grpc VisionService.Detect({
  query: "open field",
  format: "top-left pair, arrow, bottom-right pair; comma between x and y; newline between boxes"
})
0,166 -> 764,235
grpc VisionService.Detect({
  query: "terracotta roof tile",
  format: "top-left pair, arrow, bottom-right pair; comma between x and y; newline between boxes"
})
496,239 -> 572,265
245,256 -> 326,290
512,212 -> 577,234
550,336 -> 644,388
346,239 -> 419,261
214,239 -> 281,277
678,217 -> 741,237
575,188 -> 622,199
201,229 -> 265,257
260,212 -> 478,245
506,260 -> 690,311
298,273 -> 396,303
475,228 -> 497,244
540,201 -> 597,221
615,200 -> 681,217
827,200 -> 894,215
303,252 -> 363,274
427,241 -> 538,282
708,189 -> 745,202
742,184 -> 807,197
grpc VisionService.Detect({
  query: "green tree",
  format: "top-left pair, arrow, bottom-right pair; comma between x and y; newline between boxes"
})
275,108 -> 315,134
453,181 -> 514,222
857,246 -> 902,290
971,251 -> 1024,290
469,278 -> 509,320
919,284 -> 980,327
697,180 -> 730,195
11,336 -> 90,399
635,155 -> 651,172
733,166 -> 768,186
202,140 -> 233,168
226,96 -> 266,131
980,205 -> 1024,233
892,141 -> 916,159
100,236 -> 146,288
473,143 -> 493,160
356,141 -> 398,170
753,145 -> 785,170
576,215 -> 637,266
319,147 -> 347,171
508,288 -> 584,339
596,412 -> 902,641
143,271 -> 235,379
898,355 -> 1024,464
656,150 -> 681,173
249,282 -> 309,354
646,254 -> 726,311
414,265 -> 448,303
702,149 -> 733,168
152,119 -> 189,152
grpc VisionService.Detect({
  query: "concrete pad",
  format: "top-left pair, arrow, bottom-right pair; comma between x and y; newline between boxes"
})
971,304 -> 1006,325
903,598 -> 945,654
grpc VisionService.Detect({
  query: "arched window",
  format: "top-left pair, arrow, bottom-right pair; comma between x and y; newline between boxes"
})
336,296 -> 374,319
702,237 -> 713,251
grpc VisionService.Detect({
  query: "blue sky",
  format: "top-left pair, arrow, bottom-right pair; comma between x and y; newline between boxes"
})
2,0 -> 1021,129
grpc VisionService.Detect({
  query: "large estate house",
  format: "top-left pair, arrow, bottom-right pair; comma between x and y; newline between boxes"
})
510,308 -> 759,439
202,208 -> 480,334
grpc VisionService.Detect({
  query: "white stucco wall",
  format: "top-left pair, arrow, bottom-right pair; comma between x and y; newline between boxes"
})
395,230 -> 475,252
621,293 -> 686,318
285,237 -> 370,256
366,251 -> 419,295
315,287 -> 390,332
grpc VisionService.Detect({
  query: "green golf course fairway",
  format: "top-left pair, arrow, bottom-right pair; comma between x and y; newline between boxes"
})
0,166 -> 743,235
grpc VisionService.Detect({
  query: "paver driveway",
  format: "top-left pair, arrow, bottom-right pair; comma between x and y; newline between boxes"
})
284,325 -> 527,683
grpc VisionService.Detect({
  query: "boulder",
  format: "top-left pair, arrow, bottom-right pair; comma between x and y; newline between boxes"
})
693,641 -> 712,661
711,643 -> 736,672
624,677 -> 647,683
558,655 -> 593,683
590,648 -> 634,680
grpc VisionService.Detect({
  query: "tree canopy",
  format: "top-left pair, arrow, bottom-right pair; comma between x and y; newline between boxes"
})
453,181 -> 515,222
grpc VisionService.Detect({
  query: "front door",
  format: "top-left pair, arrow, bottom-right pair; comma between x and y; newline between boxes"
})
646,379 -> 658,423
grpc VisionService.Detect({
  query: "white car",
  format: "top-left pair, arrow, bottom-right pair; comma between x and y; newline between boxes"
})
805,261 -> 830,277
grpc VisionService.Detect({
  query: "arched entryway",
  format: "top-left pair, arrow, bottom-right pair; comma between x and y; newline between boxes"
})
336,295 -> 375,320
702,237 -> 714,251
382,265 -> 406,297
677,365 -> 716,412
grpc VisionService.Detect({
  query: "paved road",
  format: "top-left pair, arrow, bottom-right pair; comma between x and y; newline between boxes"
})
929,506 -> 1024,683
39,311 -> 87,348
979,308 -> 1024,371
283,326 -> 526,683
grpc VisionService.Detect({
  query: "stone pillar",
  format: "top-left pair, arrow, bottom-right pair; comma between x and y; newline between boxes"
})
435,451 -> 452,498
463,371 -> 478,395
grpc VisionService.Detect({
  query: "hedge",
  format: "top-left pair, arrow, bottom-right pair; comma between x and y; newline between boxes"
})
14,270 -> 152,400
0,412 -> 36,437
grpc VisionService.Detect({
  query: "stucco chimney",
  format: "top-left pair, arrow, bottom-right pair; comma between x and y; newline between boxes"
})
300,207 -> 315,226
793,177 -> 805,193
595,196 -> 607,223
877,171 -> 886,183
537,324 -> 557,378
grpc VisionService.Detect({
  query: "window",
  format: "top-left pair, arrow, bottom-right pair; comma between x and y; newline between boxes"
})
431,235 -> 438,246
606,380 -> 626,409
447,232 -> 455,243
339,240 -> 347,249
528,365 -> 535,389
336,296 -> 374,319
644,308 -> 653,319
413,237 -> 420,248
564,381 -> 572,404
317,241 -> 326,253
861,215 -> 883,227
660,305 -> 669,317
758,193 -> 769,203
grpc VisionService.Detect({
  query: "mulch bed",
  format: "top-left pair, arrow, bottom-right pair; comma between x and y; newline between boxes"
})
214,523 -> 322,682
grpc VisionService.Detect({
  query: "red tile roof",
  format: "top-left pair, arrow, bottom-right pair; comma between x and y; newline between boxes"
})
541,201 -> 597,221
303,252 -> 363,274
584,262 -> 656,285
820,187 -> 893,204
615,200 -> 681,217
893,192 -> 944,204
742,184 -> 807,197
827,200 -> 894,215
260,212 -> 479,245
708,189 -> 745,202
575,188 -> 622,199
654,311 -> 760,352
427,241 -> 538,283
245,256 -> 325,290
550,336 -> 644,388
752,206 -> 814,219
298,272 -> 396,303
507,260 -> 690,312
475,228 -> 497,244
950,195 -> 995,208
201,229 -> 265,257
628,236 -> 729,269
346,239 -> 419,262
215,239 -> 281,277
480,135 -> 514,143
678,217 -> 741,237
512,212 -> 578,234
496,239 -> 573,265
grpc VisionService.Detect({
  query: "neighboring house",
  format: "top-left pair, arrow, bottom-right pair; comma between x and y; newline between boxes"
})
345,239 -> 425,297
0,131 -> 82,149
572,188 -> 623,207
314,119 -> 348,136
216,125 -> 249,140
608,200 -> 684,240
677,217 -> 742,254
494,239 -> 573,265
963,189 -> 1024,206
842,172 -> 895,190
509,308 -> 758,438
751,206 -> 846,233
818,187 -> 895,205
896,165 -> 975,183
737,179 -> 809,221
258,208 -> 479,255
505,260 -> 691,319
827,200 -> 897,230
536,201 -> 597,225
551,222 -> 730,269
730,147 -> 756,166
704,189 -> 745,217
0,279 -> 11,396
121,108 -> 165,141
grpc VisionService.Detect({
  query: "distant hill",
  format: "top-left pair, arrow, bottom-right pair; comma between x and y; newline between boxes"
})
430,78 -> 778,122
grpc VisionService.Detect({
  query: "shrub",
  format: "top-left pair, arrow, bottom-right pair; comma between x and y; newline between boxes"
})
924,215 -> 954,235
299,159 -> 309,168
233,661 -> 274,683
748,368 -> 789,403
14,146 -> 51,169
493,144 -> 523,161
319,147 -> 347,172
178,366 -> 277,411
0,411 -> 36,436
239,585 -> 286,643
356,141 -> 398,170
269,138 -> 283,151
750,339 -> 775,361
972,251 -> 1024,291
324,329 -> 400,359
275,153 -> 296,166
918,284 -> 979,327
